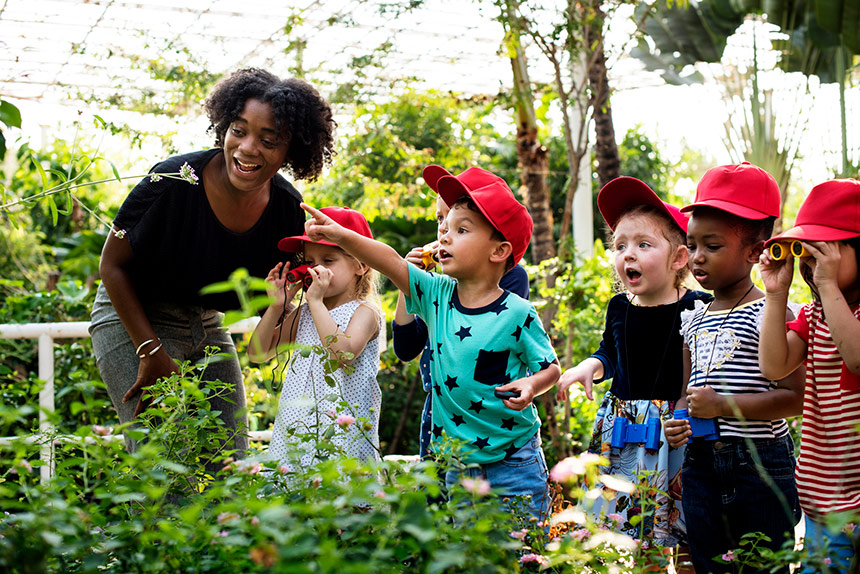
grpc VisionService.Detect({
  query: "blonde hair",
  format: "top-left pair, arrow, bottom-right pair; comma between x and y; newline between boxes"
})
611,204 -> 690,289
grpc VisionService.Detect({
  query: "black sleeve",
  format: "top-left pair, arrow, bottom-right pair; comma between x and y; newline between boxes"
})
392,316 -> 429,362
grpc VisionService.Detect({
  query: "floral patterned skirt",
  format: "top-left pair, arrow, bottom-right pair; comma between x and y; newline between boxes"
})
586,391 -> 686,547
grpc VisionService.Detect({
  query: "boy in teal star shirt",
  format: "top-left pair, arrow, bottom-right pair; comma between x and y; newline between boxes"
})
301,167 -> 560,523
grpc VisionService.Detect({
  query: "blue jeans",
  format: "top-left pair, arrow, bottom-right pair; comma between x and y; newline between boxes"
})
799,516 -> 857,574
444,433 -> 551,525
682,434 -> 801,574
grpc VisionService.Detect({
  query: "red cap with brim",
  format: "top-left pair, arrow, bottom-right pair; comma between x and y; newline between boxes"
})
766,179 -> 860,246
423,164 -> 506,196
436,176 -> 533,265
682,162 -> 780,219
597,176 -> 689,233
278,206 -> 373,253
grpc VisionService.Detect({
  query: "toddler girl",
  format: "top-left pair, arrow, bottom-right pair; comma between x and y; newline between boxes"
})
249,206 -> 383,468
557,177 -> 709,570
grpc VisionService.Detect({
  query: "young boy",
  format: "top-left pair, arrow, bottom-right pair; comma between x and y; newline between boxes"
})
301,171 -> 560,523
392,165 -> 530,460
664,162 -> 804,574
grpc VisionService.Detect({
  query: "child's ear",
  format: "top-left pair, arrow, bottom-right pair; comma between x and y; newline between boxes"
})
748,240 -> 765,264
670,244 -> 689,271
490,241 -> 514,264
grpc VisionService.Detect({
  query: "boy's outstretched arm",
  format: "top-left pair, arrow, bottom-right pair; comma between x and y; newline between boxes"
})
302,203 -> 410,293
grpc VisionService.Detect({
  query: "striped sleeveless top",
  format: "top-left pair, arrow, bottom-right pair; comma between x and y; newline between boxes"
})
681,298 -> 789,439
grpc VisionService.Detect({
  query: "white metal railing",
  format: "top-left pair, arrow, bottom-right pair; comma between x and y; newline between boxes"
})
0,318 -> 262,483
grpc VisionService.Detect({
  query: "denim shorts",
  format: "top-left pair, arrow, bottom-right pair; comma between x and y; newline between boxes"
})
682,433 -> 801,573
444,432 -> 552,525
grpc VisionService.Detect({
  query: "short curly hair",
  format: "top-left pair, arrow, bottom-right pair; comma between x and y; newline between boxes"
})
204,68 -> 336,181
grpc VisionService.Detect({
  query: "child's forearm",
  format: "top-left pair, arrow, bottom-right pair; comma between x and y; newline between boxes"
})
819,283 -> 860,374
393,291 -> 415,326
248,303 -> 295,363
307,300 -> 373,364
720,387 -> 804,420
527,362 -> 562,397
333,228 -> 411,293
759,292 -> 794,380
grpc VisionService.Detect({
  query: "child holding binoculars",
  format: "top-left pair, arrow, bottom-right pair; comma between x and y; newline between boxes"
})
759,179 -> 860,574
249,206 -> 384,469
664,162 -> 804,574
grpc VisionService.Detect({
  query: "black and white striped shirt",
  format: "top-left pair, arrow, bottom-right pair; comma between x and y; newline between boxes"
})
681,298 -> 789,439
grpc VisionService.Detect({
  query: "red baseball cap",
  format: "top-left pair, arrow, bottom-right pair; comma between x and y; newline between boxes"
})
682,162 -> 780,219
434,173 -> 533,265
278,206 -> 373,252
597,176 -> 689,233
766,179 -> 860,246
423,165 -> 506,195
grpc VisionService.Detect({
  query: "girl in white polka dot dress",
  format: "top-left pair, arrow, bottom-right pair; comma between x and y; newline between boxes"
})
249,207 -> 383,469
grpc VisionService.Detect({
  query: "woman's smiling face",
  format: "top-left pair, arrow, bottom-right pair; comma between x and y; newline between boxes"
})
222,98 -> 289,194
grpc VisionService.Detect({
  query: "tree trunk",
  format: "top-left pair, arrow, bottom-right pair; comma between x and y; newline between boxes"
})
504,0 -> 556,264
588,6 -> 619,189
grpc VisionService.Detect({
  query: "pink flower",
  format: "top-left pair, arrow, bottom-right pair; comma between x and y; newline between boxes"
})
571,528 -> 590,540
91,425 -> 111,436
374,491 -> 387,499
460,477 -> 491,496
843,523 -> 857,535
549,452 -> 602,482
722,550 -> 735,562
519,553 -> 549,566
217,512 -> 239,525
278,465 -> 291,474
510,529 -> 528,540
250,516 -> 260,527
217,530 -> 229,537
335,415 -> 355,429
823,558 -> 833,566
607,513 -> 625,527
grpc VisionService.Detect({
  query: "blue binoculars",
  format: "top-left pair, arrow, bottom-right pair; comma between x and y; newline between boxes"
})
610,417 -> 661,450
673,408 -> 719,442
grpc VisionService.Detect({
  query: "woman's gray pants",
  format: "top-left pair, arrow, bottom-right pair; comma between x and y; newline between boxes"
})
89,284 -> 249,460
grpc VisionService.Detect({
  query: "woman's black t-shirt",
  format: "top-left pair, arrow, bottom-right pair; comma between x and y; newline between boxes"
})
112,149 -> 305,311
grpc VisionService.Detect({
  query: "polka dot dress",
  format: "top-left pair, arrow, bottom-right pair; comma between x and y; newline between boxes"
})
268,300 -> 382,468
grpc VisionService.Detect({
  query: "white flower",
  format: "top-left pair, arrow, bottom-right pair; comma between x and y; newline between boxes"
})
179,162 -> 199,185
149,174 -> 163,183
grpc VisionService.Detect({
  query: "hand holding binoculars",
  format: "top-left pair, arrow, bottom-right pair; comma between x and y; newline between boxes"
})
769,240 -> 809,260
420,244 -> 439,271
285,264 -> 314,288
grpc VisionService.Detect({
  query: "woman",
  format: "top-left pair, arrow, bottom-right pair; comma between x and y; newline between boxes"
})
89,68 -> 335,460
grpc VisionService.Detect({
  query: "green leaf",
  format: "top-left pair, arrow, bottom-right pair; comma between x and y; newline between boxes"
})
92,114 -> 106,129
107,159 -> 122,183
199,280 -> 235,294
31,155 -> 48,190
47,195 -> 58,225
0,100 -> 22,128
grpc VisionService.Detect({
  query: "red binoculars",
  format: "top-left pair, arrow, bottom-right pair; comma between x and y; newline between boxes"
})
285,264 -> 313,288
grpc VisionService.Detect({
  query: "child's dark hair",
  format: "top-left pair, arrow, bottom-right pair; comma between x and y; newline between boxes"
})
451,197 -> 515,271
204,68 -> 336,181
802,235 -> 860,302
612,204 -> 689,288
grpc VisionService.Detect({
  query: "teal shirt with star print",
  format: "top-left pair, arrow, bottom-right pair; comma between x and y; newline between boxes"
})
405,264 -> 557,464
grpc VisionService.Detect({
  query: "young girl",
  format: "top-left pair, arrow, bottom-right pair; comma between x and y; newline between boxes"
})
249,206 -> 383,468
557,177 -> 709,570
392,165 -> 529,459
759,179 -> 860,574
664,163 -> 804,574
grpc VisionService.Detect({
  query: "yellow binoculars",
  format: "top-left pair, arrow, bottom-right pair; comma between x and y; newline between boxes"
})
769,240 -> 809,260
420,244 -> 439,271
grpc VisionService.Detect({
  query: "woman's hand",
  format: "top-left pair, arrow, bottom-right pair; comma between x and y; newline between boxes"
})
686,384 -> 724,419
664,418 -> 691,449
123,347 -> 180,417
759,249 -> 794,297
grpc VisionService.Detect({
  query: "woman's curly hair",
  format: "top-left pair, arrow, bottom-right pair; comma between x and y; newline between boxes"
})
204,68 -> 336,181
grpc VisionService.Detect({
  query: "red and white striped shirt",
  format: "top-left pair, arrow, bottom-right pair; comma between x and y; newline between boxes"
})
787,301 -> 860,519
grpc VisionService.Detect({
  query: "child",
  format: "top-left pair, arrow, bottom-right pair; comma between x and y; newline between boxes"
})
392,165 -> 529,459
664,162 -> 804,574
301,171 -> 560,523
557,177 -> 710,566
249,207 -> 383,468
758,179 -> 860,574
